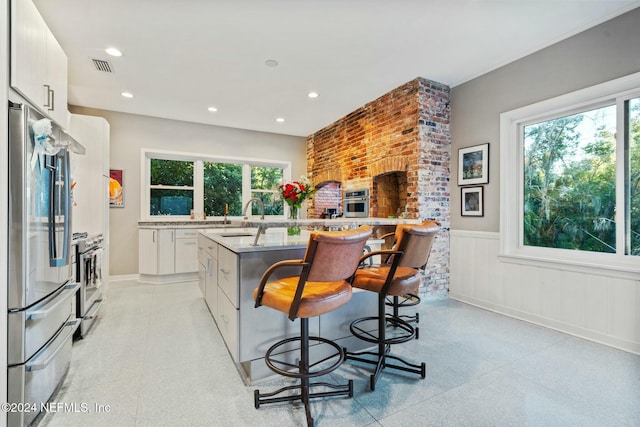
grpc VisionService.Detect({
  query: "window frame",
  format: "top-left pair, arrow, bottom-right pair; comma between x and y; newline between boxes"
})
140,149 -> 290,220
500,72 -> 640,276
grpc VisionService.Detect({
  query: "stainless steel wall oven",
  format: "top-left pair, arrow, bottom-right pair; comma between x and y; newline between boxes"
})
344,189 -> 370,218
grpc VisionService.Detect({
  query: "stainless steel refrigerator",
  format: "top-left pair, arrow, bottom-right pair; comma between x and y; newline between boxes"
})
7,102 -> 83,426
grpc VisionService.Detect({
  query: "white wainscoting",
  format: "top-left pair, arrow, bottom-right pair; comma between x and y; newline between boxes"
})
449,230 -> 640,355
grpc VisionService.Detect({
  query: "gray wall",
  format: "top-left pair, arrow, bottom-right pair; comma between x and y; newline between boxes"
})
450,7 -> 640,232
70,106 -> 307,276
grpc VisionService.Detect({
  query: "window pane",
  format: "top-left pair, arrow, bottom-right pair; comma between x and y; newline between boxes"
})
151,159 -> 193,186
251,191 -> 284,215
523,105 -> 616,253
150,189 -> 193,215
629,97 -> 640,255
203,162 -> 242,216
251,166 -> 283,190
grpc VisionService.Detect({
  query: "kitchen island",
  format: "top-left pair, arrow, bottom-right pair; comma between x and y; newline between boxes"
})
197,227 -> 385,385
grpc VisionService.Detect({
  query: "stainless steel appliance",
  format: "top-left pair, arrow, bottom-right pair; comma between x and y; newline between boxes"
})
74,233 -> 104,338
7,102 -> 83,426
344,189 -> 369,218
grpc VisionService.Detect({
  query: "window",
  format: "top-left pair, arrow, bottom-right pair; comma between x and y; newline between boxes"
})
150,159 -> 194,215
141,150 -> 289,219
250,166 -> 284,216
501,73 -> 640,273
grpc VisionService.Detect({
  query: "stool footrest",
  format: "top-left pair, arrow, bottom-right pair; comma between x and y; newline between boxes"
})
345,348 -> 426,390
265,335 -> 345,378
254,380 -> 354,407
350,315 -> 415,345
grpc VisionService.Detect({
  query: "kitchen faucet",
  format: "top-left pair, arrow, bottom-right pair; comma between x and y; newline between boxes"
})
243,198 -> 265,219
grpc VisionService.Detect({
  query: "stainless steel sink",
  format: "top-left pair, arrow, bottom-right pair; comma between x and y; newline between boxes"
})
220,233 -> 254,237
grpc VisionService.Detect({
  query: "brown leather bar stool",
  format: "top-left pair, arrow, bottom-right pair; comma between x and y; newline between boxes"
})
253,225 -> 373,427
346,222 -> 439,391
381,220 -> 439,339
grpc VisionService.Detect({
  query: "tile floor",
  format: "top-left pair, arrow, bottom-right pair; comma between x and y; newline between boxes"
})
39,279 -> 640,427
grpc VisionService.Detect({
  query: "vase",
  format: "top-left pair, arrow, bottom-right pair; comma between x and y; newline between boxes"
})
287,206 -> 301,236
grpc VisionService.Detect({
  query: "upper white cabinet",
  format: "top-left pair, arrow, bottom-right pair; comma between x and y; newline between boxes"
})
11,0 -> 68,127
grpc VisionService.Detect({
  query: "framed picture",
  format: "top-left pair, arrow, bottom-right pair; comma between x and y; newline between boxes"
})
458,143 -> 489,185
109,169 -> 124,208
461,186 -> 483,217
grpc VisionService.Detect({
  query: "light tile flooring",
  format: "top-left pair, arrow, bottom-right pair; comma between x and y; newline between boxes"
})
39,279 -> 640,427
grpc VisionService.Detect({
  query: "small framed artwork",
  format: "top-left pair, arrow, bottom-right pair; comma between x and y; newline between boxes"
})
458,143 -> 489,185
109,169 -> 124,208
461,186 -> 483,217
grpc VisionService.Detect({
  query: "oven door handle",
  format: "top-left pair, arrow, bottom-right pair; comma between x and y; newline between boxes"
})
26,318 -> 80,371
26,283 -> 79,320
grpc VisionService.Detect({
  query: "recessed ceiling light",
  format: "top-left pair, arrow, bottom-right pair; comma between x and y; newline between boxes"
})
307,91 -> 319,99
105,47 -> 122,57
121,92 -> 134,98
265,59 -> 279,68
207,106 -> 218,112
276,117 -> 285,123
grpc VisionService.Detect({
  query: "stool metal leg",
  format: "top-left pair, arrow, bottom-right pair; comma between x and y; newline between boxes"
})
254,318 -> 353,426
347,294 -> 426,391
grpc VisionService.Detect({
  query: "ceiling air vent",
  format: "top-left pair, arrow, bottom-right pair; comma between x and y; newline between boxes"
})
91,58 -> 113,73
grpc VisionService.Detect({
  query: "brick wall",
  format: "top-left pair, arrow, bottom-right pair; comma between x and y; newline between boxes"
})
307,77 -> 451,295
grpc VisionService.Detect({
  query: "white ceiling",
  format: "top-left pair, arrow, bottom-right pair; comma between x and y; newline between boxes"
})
33,0 -> 640,137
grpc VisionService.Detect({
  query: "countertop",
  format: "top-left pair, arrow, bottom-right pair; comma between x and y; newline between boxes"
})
200,228 -> 385,254
139,217 -> 421,229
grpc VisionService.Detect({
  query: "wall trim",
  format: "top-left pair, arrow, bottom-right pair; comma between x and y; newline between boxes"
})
449,293 -> 640,356
450,229 -> 499,240
109,274 -> 139,283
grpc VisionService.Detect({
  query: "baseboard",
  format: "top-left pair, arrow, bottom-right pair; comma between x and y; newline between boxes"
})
108,274 -> 139,282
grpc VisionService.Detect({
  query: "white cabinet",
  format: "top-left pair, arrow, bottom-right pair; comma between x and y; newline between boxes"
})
139,229 -> 160,274
139,227 -> 199,283
218,247 -> 239,307
157,229 -> 175,275
11,0 -> 68,126
205,255 -> 218,320
175,229 -> 198,273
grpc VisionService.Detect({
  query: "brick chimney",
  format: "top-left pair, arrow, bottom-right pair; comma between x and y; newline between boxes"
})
306,77 -> 451,296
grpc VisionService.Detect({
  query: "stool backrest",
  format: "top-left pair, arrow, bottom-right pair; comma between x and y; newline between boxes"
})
303,225 -> 373,282
394,221 -> 439,269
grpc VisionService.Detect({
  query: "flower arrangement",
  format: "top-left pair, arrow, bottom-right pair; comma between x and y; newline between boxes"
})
278,177 -> 316,210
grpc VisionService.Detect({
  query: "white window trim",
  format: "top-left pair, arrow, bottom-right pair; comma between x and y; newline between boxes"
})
499,72 -> 640,277
140,148 -> 291,220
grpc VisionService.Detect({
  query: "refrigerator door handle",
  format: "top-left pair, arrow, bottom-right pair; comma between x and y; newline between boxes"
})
48,152 -> 71,267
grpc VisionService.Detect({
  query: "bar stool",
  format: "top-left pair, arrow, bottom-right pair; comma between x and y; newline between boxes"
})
381,220 -> 439,339
253,225 -> 373,427
346,222 -> 439,391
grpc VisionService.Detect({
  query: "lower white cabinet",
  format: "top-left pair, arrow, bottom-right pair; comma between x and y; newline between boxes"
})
139,227 -> 198,282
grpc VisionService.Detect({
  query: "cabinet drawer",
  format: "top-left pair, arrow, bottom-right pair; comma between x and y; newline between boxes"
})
176,229 -> 198,239
218,247 -> 238,307
206,240 -> 218,259
217,290 -> 238,362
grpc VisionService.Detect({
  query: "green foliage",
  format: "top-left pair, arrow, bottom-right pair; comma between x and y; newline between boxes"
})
523,106 -> 620,253
204,162 -> 242,216
151,159 -> 193,186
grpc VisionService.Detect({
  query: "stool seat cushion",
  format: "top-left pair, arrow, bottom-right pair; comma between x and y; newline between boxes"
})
352,265 -> 420,296
253,277 -> 353,319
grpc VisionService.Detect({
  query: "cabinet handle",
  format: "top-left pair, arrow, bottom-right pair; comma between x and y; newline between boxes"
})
220,314 -> 228,323
153,231 -> 156,243
207,246 -> 214,250
43,84 -> 51,107
171,231 -> 174,242
184,242 -> 196,246
220,268 -> 229,275
49,88 -> 55,111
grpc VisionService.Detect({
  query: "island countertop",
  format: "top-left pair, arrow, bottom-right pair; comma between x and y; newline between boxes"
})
201,228 -> 385,254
